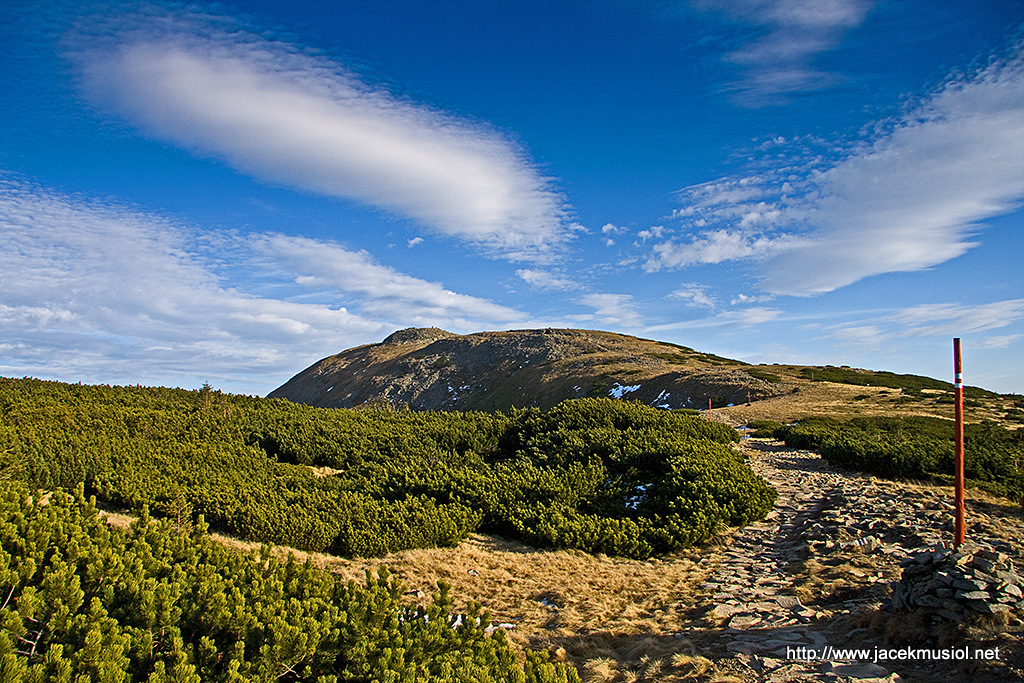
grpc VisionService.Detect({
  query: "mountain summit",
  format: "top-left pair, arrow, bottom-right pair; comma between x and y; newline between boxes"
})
267,327 -> 785,411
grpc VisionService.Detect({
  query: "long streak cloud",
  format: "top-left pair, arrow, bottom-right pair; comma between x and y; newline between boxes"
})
78,28 -> 576,262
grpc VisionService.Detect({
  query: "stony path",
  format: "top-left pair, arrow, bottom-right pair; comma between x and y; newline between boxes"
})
676,437 -> 1024,683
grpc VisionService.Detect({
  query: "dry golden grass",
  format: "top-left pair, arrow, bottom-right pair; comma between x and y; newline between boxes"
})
790,548 -> 895,608
718,382 -> 953,424
216,533 -> 707,634
98,510 -> 136,529
308,465 -> 344,478
719,377 -> 1017,428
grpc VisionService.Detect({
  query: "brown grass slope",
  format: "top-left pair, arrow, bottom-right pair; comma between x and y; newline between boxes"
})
268,327 -> 786,411
268,327 -> 1021,427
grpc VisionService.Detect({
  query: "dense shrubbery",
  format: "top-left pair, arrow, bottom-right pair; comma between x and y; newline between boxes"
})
0,482 -> 579,682
0,378 -> 775,560
774,416 -> 1024,502
796,366 -> 999,399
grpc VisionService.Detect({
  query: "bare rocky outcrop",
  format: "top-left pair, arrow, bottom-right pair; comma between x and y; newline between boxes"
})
268,327 -> 787,411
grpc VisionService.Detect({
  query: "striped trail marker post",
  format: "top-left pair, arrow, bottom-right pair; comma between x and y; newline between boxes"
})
953,337 -> 966,548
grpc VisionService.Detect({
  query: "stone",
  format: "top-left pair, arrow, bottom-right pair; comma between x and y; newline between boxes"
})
728,614 -> 762,629
955,590 -> 991,600
968,600 -> 1010,614
952,578 -> 988,591
996,570 -> 1019,585
975,549 -> 1008,563
972,556 -> 998,573
914,594 -> 944,607
822,661 -> 891,679
972,569 -> 999,584
774,595 -> 801,609
1001,583 -> 1023,599
727,640 -> 763,654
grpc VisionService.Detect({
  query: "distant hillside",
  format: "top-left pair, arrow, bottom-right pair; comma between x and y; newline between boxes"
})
268,327 -> 787,411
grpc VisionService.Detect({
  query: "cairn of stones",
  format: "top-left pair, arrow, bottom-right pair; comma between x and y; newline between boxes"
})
891,542 -> 1024,619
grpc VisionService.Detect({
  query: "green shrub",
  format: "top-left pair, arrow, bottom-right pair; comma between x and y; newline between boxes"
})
746,420 -> 782,438
0,378 -> 775,559
777,416 -> 1024,503
0,481 -> 580,681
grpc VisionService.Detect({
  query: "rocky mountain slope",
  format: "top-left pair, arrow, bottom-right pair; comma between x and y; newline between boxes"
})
268,327 -> 787,411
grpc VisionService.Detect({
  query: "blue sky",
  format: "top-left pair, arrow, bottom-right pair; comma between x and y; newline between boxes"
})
2,0 -> 1023,395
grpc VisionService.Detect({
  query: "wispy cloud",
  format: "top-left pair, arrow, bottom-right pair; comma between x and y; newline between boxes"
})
715,306 -> 784,327
647,228 -> 801,269
669,283 -> 716,309
636,225 -> 665,241
825,299 -> 1024,348
766,48 -> 1024,295
731,292 -> 775,306
890,300 -> 1024,337
515,269 -> 582,291
651,42 -> 1024,296
973,335 -> 1022,350
601,222 -> 626,246
261,234 -> 525,326
693,0 -> 877,105
571,293 -> 643,329
0,175 -> 524,391
75,13 -> 577,262
646,305 -> 783,332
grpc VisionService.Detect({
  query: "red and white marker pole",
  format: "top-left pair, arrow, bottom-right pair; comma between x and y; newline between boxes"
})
953,338 -> 965,548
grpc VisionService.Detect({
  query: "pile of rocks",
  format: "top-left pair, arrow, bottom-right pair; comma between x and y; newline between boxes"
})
891,542 -> 1024,619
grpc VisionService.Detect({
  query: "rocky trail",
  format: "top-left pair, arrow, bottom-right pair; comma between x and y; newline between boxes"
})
677,437 -> 1024,683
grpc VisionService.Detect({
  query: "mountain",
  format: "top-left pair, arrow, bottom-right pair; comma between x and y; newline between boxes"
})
267,327 -> 788,411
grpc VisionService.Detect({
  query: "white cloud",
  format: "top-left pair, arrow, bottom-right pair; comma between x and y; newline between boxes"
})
636,225 -> 665,241
890,300 -> 1024,338
824,325 -> 886,348
731,292 -> 775,306
407,237 -> 424,248
0,175 -> 525,392
655,45 -> 1024,296
645,305 -> 783,332
77,19 -> 576,262
693,0 -> 877,105
515,269 -> 581,291
670,283 -> 716,309
263,234 -> 524,325
768,50 -> 1024,294
716,306 -> 784,327
973,335 -> 1022,350
572,293 -> 643,329
819,299 -> 1024,350
646,229 -> 800,269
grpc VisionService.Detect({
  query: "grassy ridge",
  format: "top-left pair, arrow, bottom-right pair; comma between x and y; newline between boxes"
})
0,377 -> 775,559
792,365 -> 1000,399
